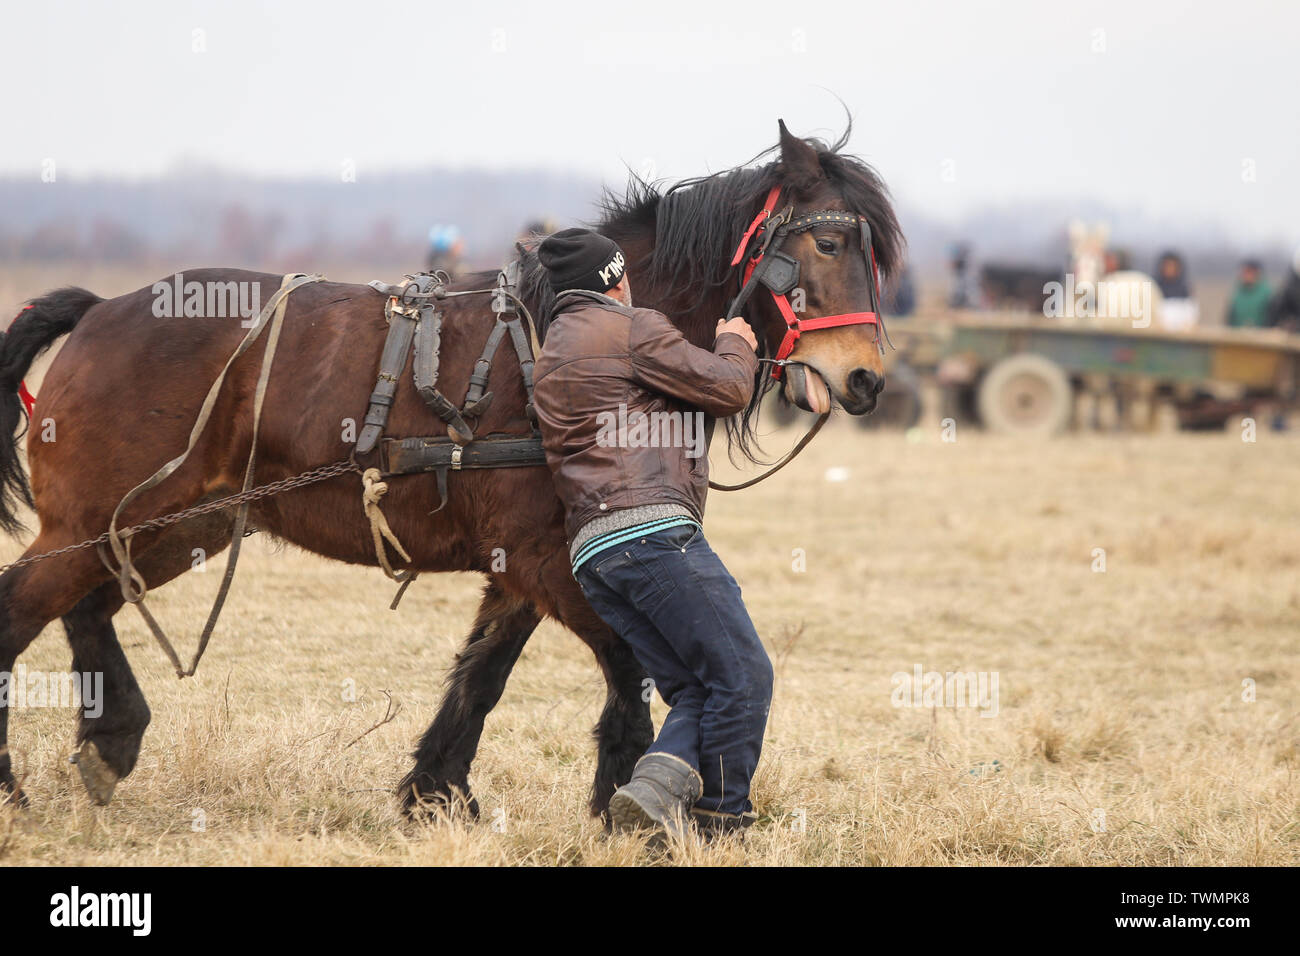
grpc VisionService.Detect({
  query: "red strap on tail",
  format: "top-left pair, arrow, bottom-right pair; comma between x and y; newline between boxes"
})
12,305 -> 37,415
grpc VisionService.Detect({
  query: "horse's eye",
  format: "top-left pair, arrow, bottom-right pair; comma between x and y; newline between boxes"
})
816,237 -> 838,255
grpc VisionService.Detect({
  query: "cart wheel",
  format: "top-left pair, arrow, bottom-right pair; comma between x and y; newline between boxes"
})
977,354 -> 1072,436
861,363 -> 923,429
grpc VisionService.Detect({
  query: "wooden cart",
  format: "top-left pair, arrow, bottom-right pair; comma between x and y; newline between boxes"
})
786,310 -> 1300,435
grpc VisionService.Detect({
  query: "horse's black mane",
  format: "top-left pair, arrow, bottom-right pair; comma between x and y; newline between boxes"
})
516,122 -> 905,464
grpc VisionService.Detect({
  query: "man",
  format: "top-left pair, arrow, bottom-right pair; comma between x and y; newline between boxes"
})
1225,259 -> 1272,328
532,227 -> 773,843
946,242 -> 977,309
1154,250 -> 1191,300
1154,250 -> 1199,331
1270,247 -> 1300,334
425,223 -> 463,276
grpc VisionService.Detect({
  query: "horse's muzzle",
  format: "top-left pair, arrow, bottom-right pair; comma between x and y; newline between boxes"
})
840,367 -> 884,415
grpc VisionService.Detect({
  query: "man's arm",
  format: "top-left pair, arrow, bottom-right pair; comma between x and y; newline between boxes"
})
628,309 -> 759,418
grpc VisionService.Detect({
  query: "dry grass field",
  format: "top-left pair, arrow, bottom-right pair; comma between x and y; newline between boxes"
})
1,266 -> 1297,866
1,425 -> 1296,866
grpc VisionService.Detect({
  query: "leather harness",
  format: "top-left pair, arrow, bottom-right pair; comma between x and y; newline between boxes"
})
356,263 -> 548,515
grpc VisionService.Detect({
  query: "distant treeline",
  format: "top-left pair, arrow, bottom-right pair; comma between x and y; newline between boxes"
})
0,168 -> 1291,279
0,167 -> 600,271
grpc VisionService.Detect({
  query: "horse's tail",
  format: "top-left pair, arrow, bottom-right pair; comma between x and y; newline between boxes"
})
0,287 -> 103,534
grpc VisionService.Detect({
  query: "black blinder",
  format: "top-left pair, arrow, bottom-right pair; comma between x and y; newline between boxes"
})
755,250 -> 800,295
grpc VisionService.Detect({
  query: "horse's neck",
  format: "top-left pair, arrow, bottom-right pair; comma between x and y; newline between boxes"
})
620,235 -> 730,350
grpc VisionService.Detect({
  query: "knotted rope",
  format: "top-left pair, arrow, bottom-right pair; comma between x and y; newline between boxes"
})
361,467 -> 413,582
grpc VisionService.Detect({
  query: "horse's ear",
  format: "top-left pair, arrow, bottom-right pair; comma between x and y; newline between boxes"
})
778,119 -> 824,189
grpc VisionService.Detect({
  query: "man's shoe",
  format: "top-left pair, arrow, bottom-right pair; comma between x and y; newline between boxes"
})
690,807 -> 758,843
608,753 -> 702,843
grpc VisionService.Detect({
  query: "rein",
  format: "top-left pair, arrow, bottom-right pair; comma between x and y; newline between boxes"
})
706,409 -> 829,492
101,273 -> 325,678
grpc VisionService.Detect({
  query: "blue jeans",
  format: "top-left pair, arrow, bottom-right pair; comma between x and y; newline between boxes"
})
575,524 -> 773,815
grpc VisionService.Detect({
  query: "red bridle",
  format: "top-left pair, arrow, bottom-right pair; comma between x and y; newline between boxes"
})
727,186 -> 885,379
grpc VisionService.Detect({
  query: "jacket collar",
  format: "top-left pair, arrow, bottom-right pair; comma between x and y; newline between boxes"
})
554,288 -> 630,314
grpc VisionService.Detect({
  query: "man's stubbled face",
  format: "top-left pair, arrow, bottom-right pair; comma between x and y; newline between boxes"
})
611,278 -> 632,308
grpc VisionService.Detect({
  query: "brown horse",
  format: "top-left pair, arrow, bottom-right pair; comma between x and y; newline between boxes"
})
0,121 -> 902,817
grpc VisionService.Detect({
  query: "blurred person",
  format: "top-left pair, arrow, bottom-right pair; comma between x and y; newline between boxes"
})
514,217 -> 558,259
946,242 -> 978,309
1269,246 -> 1300,334
517,217 -> 556,245
532,228 -> 771,843
1225,259 -> 1273,328
1154,250 -> 1191,297
1154,250 -> 1198,331
425,224 -> 464,276
884,264 -> 916,317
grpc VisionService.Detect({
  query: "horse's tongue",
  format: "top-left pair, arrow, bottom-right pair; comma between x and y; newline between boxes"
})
803,366 -> 831,414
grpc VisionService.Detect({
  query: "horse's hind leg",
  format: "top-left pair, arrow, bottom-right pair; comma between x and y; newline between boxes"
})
62,583 -> 146,805
538,556 -> 653,820
62,512 -> 235,804
0,544 -> 114,806
399,581 -> 540,818
586,635 -> 653,819
0,568 -> 52,806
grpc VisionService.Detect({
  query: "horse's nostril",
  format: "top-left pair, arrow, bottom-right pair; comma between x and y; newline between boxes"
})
849,367 -> 883,400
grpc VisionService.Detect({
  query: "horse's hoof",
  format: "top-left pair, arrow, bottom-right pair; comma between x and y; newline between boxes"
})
71,740 -> 119,806
400,779 -> 479,822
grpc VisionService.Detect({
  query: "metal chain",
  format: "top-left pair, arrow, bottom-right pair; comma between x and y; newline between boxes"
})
0,459 -> 359,576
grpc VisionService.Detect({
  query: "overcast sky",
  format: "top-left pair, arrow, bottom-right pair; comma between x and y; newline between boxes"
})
2,0 -> 1296,242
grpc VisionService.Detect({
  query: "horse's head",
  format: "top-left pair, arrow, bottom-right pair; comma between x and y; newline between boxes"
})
545,118 -> 904,463
737,121 -> 903,416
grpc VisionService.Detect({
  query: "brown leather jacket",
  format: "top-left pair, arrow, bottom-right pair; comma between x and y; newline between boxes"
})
534,289 -> 759,541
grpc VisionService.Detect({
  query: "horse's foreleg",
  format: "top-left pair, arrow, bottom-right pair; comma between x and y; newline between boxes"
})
399,581 -> 539,819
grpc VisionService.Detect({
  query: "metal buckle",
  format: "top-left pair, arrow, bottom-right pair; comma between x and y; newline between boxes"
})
451,446 -> 463,470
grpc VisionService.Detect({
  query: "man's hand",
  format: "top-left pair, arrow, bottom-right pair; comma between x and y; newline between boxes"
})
716,316 -> 758,352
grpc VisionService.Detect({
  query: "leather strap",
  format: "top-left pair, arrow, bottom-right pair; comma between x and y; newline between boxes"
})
357,288 -> 420,455
707,410 -> 830,492
460,262 -> 541,430
412,304 -> 475,445
382,433 -> 549,515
